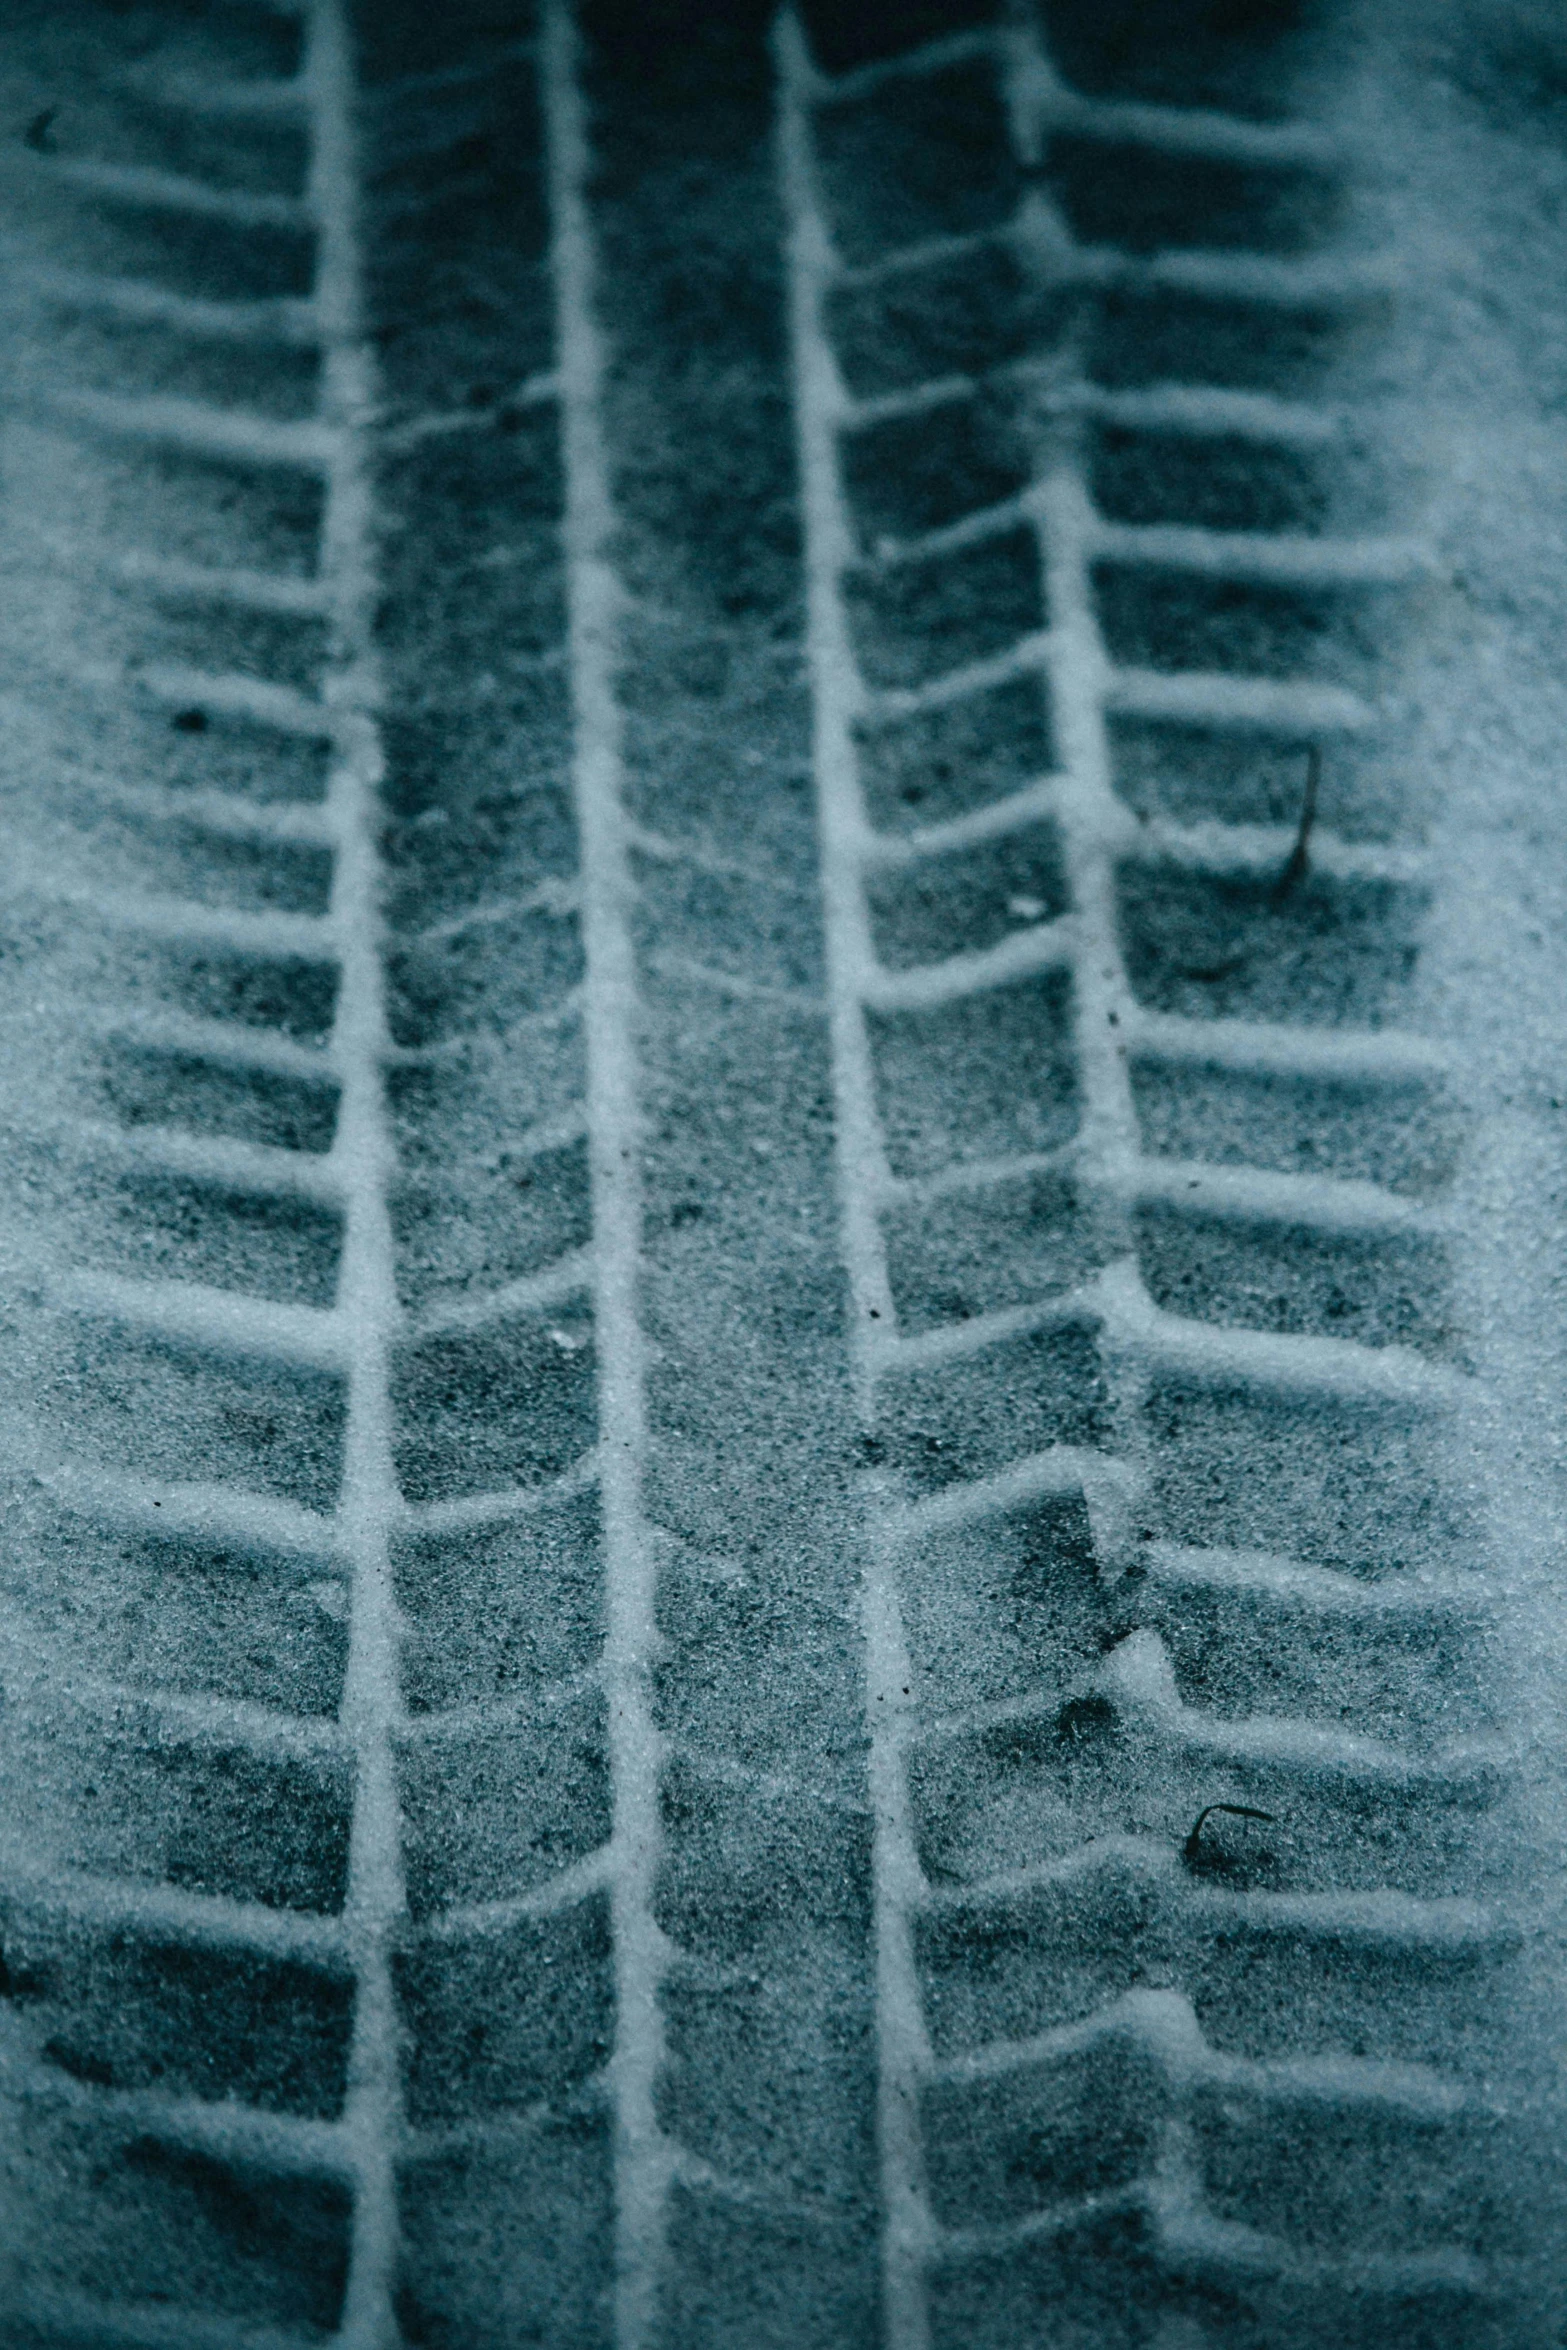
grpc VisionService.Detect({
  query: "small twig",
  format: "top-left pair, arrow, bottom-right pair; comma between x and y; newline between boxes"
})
1272,742 -> 1320,900
1183,1802 -> 1275,1865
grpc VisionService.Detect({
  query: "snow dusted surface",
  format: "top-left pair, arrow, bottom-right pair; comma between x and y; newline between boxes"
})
0,1 -> 1565,2344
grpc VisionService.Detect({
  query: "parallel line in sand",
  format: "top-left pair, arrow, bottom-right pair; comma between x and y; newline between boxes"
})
835,220 -> 1390,311
39,154 -> 314,233
50,388 -> 338,470
59,1267 -> 351,1370
4,1113 -> 341,1208
13,261 -> 319,344
927,1985 -> 1468,2116
921,1838 -> 1501,1949
543,9 -> 674,2343
126,68 -> 311,122
845,371 -> 1348,451
780,23 -> 947,2331
298,11 -> 409,2342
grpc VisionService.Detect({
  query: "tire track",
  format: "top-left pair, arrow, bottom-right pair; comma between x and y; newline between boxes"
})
781,6 -> 1563,2345
540,10 -> 666,2338
0,4 -> 611,2341
0,5 -> 360,2335
2,3 -> 1565,2345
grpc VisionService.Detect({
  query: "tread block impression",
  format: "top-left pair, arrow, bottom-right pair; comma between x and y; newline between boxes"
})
857,678 -> 1054,833
1046,137 -> 1342,257
1130,1059 -> 1465,1195
1144,1379 -> 1477,1579
883,1167 -> 1113,1334
1134,1204 -> 1458,1358
922,2031 -> 1165,2226
1,1919 -> 354,2116
395,2122 -> 615,2350
875,1319 -> 1110,1492
866,824 -> 1069,971
1117,863 -> 1428,1027
395,1489 -> 603,1716
843,395 -> 1026,550
98,1041 -> 341,1155
897,1488 -> 1107,1716
392,1898 -> 615,2126
396,1701 -> 611,1922
6,2109 -> 351,2336
37,1318 -> 347,1511
0,1503 -> 349,1718
41,1159 -> 344,1308
868,970 -> 1079,1176
0,1704 -> 352,1914
826,241 -> 1065,402
846,527 -> 1042,691
1038,0 -> 1325,118
390,1317 -> 596,1505
812,57 -> 1018,268
1110,715 -> 1424,841
391,1136 -> 590,1318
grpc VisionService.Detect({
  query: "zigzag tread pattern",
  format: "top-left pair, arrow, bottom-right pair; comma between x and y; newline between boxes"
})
779,4 -> 1564,2346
